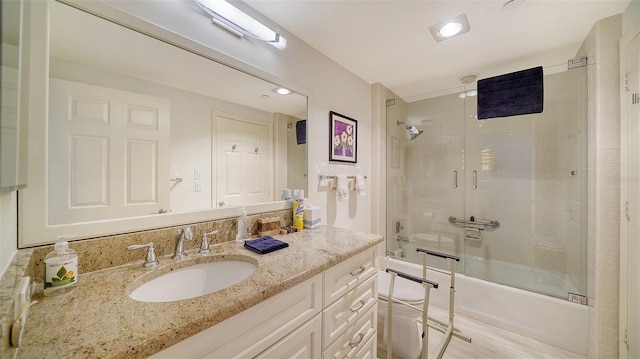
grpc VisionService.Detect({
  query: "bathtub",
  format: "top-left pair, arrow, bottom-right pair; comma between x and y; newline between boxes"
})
385,257 -> 589,355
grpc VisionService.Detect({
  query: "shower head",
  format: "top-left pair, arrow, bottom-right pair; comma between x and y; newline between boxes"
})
396,121 -> 424,141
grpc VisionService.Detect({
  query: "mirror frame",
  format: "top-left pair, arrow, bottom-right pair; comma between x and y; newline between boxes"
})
18,0 -> 309,247
1,0 -> 29,192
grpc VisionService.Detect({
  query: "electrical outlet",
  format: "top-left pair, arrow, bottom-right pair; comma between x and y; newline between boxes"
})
195,181 -> 202,192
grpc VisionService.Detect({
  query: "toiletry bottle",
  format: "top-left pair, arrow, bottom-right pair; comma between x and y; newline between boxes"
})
292,190 -> 305,230
43,235 -> 78,297
236,208 -> 250,243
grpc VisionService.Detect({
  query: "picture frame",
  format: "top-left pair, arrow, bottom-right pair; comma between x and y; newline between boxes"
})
329,111 -> 357,163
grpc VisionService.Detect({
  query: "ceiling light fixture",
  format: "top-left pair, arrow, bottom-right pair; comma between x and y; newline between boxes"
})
273,87 -> 292,95
193,0 -> 287,49
429,13 -> 470,42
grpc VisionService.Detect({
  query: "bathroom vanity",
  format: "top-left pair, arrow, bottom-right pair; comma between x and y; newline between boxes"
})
9,226 -> 383,358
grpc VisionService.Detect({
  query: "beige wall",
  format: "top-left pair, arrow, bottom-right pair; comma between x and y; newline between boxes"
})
577,14 -> 622,359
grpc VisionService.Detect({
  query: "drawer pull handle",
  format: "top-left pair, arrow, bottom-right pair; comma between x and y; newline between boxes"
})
348,332 -> 365,348
349,299 -> 366,313
350,266 -> 366,276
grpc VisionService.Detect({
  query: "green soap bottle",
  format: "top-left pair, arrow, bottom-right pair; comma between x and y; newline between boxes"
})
43,235 -> 78,297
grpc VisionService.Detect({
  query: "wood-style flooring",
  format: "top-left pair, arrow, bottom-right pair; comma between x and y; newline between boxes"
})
378,305 -> 586,359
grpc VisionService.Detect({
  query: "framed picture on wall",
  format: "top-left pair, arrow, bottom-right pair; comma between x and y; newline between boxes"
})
329,111 -> 357,163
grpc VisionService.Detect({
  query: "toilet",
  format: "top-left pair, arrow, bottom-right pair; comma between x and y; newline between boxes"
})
377,270 -> 425,359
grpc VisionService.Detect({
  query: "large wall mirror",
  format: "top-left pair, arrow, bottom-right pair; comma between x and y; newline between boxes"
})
19,0 -> 308,247
1,0 -> 28,191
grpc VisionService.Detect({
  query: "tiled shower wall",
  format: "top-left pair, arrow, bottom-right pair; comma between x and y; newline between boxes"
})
578,14 -> 622,359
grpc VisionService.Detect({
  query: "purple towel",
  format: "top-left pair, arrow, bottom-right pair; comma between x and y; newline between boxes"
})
244,236 -> 289,254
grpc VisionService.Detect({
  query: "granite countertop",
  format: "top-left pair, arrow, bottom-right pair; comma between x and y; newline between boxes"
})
15,226 -> 383,358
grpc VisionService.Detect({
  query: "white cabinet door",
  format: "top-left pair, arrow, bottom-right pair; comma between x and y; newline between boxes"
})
48,78 -> 170,223
323,248 -> 377,306
256,314 -> 322,359
215,113 -> 272,207
322,305 -> 377,359
354,334 -> 377,359
323,274 -> 377,348
151,274 -> 322,359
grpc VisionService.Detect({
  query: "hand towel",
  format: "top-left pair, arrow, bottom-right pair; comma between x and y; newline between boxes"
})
244,236 -> 289,254
336,174 -> 349,201
354,175 -> 366,196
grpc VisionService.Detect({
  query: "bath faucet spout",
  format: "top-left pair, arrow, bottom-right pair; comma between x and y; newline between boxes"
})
172,226 -> 193,259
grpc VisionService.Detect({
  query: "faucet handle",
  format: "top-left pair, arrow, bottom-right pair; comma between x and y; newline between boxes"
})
200,230 -> 219,254
178,226 -> 194,241
128,242 -> 159,268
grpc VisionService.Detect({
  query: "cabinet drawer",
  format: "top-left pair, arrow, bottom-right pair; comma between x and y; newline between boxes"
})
151,274 -> 322,359
324,248 -> 377,306
322,305 -> 377,359
256,314 -> 322,359
323,274 -> 377,348
354,333 -> 377,359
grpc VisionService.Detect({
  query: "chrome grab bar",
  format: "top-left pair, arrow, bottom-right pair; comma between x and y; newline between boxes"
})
448,216 -> 500,231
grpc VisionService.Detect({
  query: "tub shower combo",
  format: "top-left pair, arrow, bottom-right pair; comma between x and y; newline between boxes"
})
384,61 -> 589,355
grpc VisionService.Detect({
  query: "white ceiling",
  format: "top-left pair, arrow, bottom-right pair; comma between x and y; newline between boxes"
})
246,0 -> 630,101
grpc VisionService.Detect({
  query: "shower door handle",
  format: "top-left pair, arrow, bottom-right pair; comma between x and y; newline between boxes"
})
473,170 -> 478,190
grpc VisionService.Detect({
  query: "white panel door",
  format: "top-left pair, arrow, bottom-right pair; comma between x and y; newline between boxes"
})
215,113 -> 272,207
48,78 -> 170,224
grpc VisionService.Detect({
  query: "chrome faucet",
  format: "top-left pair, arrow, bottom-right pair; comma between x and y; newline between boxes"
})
128,242 -> 159,267
199,230 -> 219,254
172,226 -> 193,259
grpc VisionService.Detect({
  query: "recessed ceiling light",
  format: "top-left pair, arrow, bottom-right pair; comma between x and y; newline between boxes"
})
439,22 -> 463,38
272,87 -> 292,95
429,14 -> 470,42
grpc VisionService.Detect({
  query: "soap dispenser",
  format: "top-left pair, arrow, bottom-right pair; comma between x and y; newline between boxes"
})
236,208 -> 250,243
43,235 -> 78,297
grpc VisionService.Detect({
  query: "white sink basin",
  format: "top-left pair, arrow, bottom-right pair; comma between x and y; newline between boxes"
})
129,260 -> 257,303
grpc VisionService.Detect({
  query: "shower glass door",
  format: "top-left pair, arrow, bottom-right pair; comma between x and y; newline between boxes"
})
386,63 -> 588,300
464,64 -> 588,299
385,90 -> 467,269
